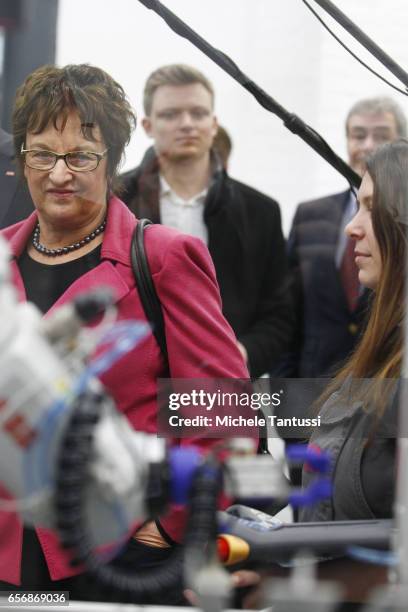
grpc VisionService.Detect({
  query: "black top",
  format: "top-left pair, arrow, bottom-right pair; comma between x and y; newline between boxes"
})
18,245 -> 102,313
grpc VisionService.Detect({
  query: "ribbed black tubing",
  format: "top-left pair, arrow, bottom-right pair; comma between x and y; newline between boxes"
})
55,388 -> 223,600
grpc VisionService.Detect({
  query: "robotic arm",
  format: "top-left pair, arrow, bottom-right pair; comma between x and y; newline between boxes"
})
0,233 -> 169,548
0,234 -> 335,606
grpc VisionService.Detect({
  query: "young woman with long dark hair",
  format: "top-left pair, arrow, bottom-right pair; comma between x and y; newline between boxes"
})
300,138 -> 407,522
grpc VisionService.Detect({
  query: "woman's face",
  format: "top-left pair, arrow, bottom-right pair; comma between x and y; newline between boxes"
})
24,111 -> 108,230
346,171 -> 382,290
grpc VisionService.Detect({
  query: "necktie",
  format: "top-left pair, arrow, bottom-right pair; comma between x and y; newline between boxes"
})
340,236 -> 360,311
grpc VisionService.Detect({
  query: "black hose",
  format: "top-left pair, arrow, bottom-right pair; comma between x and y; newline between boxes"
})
55,387 -> 223,600
136,0 -> 360,190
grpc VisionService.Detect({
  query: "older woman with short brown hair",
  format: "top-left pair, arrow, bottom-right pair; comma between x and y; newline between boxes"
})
0,63 -> 249,603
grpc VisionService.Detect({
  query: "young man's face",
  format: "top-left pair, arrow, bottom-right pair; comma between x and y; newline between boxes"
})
142,83 -> 218,162
346,111 -> 399,177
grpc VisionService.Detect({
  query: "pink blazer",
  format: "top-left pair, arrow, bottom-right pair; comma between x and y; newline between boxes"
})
0,196 -> 250,583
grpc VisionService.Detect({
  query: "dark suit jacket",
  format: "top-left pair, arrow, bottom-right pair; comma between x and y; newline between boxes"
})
120,148 -> 293,377
277,190 -> 370,379
0,130 -> 33,229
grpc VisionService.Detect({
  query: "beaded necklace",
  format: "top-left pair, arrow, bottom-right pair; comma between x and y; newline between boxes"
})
32,219 -> 106,257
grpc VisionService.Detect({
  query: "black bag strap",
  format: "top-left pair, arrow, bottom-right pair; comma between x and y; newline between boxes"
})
130,219 -> 268,454
130,219 -> 169,367
257,412 -> 270,454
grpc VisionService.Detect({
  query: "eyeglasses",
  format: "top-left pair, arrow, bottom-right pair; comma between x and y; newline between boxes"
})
20,145 -> 108,172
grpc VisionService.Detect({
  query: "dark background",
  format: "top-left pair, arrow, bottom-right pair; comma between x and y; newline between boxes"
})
0,0 -> 58,132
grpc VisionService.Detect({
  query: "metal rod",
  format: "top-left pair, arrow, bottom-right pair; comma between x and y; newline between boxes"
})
312,0 -> 408,90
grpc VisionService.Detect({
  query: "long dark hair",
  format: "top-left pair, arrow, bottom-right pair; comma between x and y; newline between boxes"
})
320,139 -> 408,414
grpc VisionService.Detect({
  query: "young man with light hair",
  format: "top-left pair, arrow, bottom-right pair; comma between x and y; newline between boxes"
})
122,64 -> 292,377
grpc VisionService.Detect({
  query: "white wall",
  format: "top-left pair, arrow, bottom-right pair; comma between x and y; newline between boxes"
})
57,0 -> 408,235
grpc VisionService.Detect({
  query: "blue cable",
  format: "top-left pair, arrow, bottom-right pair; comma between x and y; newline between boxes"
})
23,320 -> 150,521
74,319 -> 150,393
24,320 -> 149,492
347,545 -> 397,567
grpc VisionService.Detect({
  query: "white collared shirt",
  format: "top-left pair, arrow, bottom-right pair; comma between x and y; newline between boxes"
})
159,175 -> 208,244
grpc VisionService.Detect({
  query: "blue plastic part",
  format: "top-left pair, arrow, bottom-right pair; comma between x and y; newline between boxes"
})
168,446 -> 202,504
346,546 -> 397,567
286,443 -> 331,473
289,478 -> 332,508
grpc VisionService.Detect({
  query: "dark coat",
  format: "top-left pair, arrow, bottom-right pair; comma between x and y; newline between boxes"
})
120,148 -> 293,377
279,190 -> 370,379
0,129 -> 34,229
300,379 -> 397,521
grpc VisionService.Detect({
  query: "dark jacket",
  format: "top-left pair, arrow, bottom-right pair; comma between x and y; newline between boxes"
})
120,148 -> 293,377
300,379 -> 397,522
278,190 -> 370,379
0,129 -> 33,229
